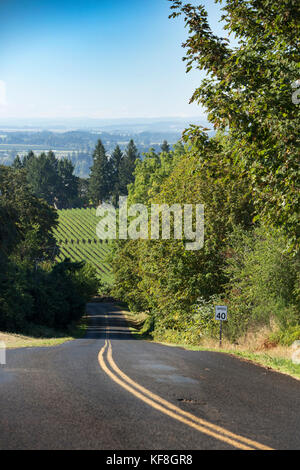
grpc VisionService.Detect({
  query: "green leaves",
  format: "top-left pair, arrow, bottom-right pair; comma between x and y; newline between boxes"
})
170,0 -> 300,248
88,139 -> 110,205
0,165 -> 58,262
112,1 -> 299,344
88,139 -> 140,206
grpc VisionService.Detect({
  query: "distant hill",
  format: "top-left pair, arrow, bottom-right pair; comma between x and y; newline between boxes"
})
0,117 -> 214,177
0,116 -> 210,133
0,129 -> 184,177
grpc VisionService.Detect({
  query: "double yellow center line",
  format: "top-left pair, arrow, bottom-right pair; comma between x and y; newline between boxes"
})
98,339 -> 273,450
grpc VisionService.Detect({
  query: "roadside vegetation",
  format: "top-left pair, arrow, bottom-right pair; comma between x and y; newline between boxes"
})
0,1 -> 299,367
0,134 -> 141,340
123,309 -> 300,380
111,0 -> 300,370
0,165 -> 98,338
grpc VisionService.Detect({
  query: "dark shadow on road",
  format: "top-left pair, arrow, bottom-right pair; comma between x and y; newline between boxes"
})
85,302 -> 132,340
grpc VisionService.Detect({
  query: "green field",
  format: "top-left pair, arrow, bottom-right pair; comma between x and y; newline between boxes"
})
53,207 -> 113,285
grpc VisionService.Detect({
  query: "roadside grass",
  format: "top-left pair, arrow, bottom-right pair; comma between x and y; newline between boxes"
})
118,307 -> 150,340
153,341 -> 300,380
121,309 -> 300,380
0,315 -> 88,349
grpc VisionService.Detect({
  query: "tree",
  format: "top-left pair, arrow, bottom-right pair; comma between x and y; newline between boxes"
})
26,152 -> 59,205
112,1 -> 299,344
0,165 -> 58,262
23,151 -> 80,208
170,0 -> 300,247
0,167 -> 97,335
78,178 -> 90,206
88,139 -> 110,205
57,158 -> 78,208
112,135 -> 254,326
119,139 -> 139,195
12,155 -> 23,169
109,145 -> 123,206
127,142 -> 185,206
22,150 -> 35,167
161,140 -> 170,153
0,196 -> 19,258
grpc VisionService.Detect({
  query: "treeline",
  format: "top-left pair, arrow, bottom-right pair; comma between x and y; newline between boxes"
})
88,139 -> 139,206
112,1 -> 300,347
0,137 -> 147,332
13,151 -> 80,208
0,165 -> 98,333
12,138 -> 143,208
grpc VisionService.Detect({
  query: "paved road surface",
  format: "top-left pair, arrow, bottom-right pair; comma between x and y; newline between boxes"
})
0,302 -> 299,450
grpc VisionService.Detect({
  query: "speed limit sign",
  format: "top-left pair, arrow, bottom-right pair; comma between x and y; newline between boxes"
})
215,305 -> 228,321
215,306 -> 227,346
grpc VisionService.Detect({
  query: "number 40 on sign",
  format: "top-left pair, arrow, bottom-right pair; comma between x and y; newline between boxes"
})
215,305 -> 228,321
215,305 -> 228,347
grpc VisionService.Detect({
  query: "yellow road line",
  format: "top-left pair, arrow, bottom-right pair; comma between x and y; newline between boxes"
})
106,341 -> 272,450
98,340 -> 273,450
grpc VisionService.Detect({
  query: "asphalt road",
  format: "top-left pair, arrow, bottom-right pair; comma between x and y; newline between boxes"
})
0,302 -> 299,450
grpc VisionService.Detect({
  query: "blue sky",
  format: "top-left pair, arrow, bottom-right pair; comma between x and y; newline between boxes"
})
0,0 -> 224,120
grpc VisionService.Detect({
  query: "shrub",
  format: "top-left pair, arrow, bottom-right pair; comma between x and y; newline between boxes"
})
0,258 -> 99,333
269,325 -> 300,347
223,225 -> 299,341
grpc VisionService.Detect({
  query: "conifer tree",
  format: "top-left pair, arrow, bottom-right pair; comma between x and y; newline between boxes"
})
12,155 -> 23,169
57,158 -> 78,208
161,140 -> 170,153
22,150 -> 35,167
26,152 -> 59,205
109,145 -> 123,205
119,139 -> 139,195
88,139 -> 110,205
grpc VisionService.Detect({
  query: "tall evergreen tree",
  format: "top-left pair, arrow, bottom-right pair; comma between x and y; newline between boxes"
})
57,158 -> 78,208
12,155 -> 23,169
161,140 -> 170,153
109,145 -> 123,205
26,152 -> 59,205
119,139 -> 139,195
22,150 -> 35,168
11,150 -> 80,208
88,139 -> 110,205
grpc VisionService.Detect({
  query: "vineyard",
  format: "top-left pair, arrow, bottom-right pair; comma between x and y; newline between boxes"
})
53,207 -> 113,285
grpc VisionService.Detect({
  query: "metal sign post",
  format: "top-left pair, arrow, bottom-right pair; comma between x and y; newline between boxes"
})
215,306 -> 228,347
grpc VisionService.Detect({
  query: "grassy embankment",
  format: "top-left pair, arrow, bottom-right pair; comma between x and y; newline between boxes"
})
0,316 -> 88,349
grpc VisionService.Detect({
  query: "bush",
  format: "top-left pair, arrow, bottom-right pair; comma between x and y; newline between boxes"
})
223,225 -> 299,341
0,260 -> 34,331
152,296 -> 222,345
269,325 -> 300,347
0,258 -> 99,333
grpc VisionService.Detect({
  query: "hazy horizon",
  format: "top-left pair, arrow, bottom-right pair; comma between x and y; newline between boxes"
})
0,115 -> 211,133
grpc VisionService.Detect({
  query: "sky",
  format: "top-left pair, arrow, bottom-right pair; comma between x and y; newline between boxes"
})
0,0 -> 224,120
